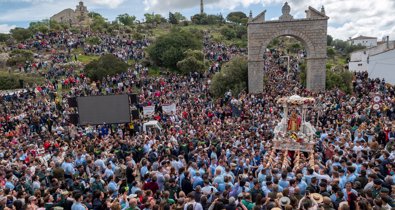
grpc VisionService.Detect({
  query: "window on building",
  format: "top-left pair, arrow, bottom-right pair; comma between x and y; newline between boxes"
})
358,64 -> 363,66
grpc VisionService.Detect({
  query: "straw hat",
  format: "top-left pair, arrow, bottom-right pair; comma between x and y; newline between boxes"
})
279,196 -> 291,206
311,193 -> 324,203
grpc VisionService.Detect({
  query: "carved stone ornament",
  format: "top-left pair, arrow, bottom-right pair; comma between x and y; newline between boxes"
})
279,2 -> 294,21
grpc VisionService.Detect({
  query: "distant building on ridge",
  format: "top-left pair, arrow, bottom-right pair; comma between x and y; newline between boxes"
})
348,35 -> 378,48
51,1 -> 92,27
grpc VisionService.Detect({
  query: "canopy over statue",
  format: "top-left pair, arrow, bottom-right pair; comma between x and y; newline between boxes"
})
273,95 -> 316,152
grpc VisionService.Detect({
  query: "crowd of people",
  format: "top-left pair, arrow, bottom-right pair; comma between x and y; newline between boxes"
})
0,28 -> 394,210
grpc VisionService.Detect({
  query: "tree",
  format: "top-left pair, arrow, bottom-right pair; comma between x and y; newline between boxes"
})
29,20 -> 49,34
144,13 -> 166,24
90,12 -> 109,32
169,12 -> 186,25
226,12 -> 248,24
117,13 -> 136,26
84,54 -> 128,81
174,12 -> 186,22
169,12 -> 178,24
177,50 -> 205,74
0,34 -> 10,42
326,70 -> 353,94
220,26 -> 236,40
327,35 -> 333,46
210,56 -> 248,97
10,28 -> 32,42
191,13 -> 225,25
177,56 -> 205,74
327,47 -> 336,58
147,29 -> 202,69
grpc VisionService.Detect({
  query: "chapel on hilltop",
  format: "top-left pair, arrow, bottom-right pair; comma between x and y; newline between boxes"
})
51,1 -> 92,27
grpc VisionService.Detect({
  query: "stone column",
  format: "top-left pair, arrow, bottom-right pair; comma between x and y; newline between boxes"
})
248,60 -> 264,93
306,57 -> 326,91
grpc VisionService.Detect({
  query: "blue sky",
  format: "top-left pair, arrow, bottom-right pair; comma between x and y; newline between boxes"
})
1,0 -> 395,41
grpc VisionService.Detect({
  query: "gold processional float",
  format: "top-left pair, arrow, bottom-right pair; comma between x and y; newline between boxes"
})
267,95 -> 317,170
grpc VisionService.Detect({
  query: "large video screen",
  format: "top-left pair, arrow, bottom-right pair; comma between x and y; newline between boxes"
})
77,95 -> 130,125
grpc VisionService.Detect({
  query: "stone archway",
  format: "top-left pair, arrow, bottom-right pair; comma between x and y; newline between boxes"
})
247,2 -> 329,93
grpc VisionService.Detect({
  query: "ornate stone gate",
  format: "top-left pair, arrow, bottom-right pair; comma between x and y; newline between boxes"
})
248,2 -> 329,93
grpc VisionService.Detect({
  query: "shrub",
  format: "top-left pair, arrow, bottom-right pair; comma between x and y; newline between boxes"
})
84,54 -> 128,81
210,56 -> 248,97
85,37 -> 101,45
6,49 -> 34,67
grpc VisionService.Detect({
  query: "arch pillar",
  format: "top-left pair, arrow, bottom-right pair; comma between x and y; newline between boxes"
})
248,60 -> 265,93
306,57 -> 326,90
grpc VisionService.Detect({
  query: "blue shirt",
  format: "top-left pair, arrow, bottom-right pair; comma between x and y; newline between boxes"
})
5,181 -> 14,190
62,162 -> 75,175
71,202 -> 86,210
108,181 -> 119,193
279,179 -> 289,189
192,176 -> 204,189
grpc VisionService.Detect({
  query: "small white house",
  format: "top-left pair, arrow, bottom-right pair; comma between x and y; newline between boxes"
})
348,35 -> 377,48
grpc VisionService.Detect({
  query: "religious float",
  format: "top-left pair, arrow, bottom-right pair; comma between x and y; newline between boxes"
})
272,95 -> 317,152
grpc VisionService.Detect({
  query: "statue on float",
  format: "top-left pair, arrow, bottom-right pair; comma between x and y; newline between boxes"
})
288,110 -> 301,132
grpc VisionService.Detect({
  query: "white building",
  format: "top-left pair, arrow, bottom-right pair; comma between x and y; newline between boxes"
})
348,35 -> 377,48
367,48 -> 395,84
349,39 -> 395,84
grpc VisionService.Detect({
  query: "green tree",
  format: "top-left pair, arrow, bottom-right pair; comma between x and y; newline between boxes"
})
177,56 -> 205,74
327,35 -> 333,46
29,20 -> 50,34
147,29 -> 202,69
176,50 -> 205,74
10,28 -> 32,42
327,47 -> 336,58
210,56 -> 248,97
226,12 -> 248,24
144,13 -> 167,24
326,70 -> 353,94
0,33 -> 10,42
191,13 -> 225,25
84,54 -> 128,81
169,12 -> 178,24
90,12 -> 109,32
220,26 -> 236,40
174,12 -> 186,22
117,13 -> 136,26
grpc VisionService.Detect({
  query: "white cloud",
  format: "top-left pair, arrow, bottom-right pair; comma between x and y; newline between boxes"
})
143,0 -> 265,12
0,0 -> 127,22
88,0 -> 126,9
143,0 -> 395,40
0,24 -> 16,33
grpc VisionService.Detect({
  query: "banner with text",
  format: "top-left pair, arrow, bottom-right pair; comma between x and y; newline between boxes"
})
162,103 -> 177,114
143,106 -> 155,116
